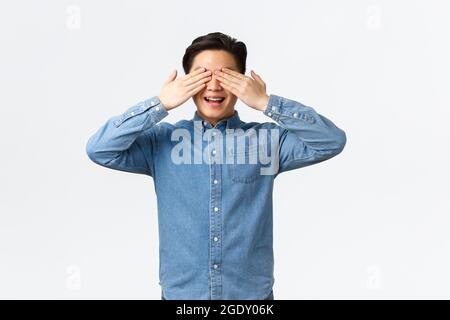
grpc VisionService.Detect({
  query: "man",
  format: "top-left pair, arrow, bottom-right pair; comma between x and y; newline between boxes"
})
86,32 -> 347,300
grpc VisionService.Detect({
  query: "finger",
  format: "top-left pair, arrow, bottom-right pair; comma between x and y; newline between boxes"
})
186,75 -> 212,90
251,70 -> 265,84
188,83 -> 206,95
217,79 -> 240,96
221,67 -> 247,81
183,67 -> 207,80
164,69 -> 177,84
184,69 -> 212,86
215,71 -> 241,86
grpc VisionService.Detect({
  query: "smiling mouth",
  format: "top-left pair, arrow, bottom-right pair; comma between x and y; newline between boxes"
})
204,96 -> 226,107
204,97 -> 225,103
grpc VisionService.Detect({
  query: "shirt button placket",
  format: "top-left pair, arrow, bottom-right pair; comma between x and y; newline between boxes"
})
209,134 -> 222,299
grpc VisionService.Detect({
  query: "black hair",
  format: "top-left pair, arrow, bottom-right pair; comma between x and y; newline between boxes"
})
182,32 -> 247,74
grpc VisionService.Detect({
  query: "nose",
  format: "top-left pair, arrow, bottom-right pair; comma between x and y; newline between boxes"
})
206,72 -> 223,90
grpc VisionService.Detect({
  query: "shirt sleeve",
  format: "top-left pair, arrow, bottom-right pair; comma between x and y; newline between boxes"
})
262,94 -> 347,175
85,96 -> 169,176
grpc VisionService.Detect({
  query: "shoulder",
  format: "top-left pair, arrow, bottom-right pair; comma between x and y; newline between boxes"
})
144,119 -> 191,139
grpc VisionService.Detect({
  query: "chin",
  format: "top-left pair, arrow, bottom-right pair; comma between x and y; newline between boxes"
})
193,94 -> 237,123
196,98 -> 232,115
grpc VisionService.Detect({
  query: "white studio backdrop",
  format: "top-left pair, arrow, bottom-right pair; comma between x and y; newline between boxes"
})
0,0 -> 449,299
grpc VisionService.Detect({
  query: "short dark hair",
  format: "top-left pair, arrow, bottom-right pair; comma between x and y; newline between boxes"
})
182,32 -> 247,74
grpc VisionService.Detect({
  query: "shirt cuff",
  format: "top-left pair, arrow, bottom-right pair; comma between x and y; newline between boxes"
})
262,94 -> 283,121
262,94 -> 316,124
113,95 -> 169,127
143,96 -> 169,122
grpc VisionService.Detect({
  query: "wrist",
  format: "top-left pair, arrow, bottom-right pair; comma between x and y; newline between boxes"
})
255,94 -> 270,111
157,95 -> 172,111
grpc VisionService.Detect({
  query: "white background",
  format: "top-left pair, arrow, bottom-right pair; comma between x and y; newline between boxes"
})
0,0 -> 449,299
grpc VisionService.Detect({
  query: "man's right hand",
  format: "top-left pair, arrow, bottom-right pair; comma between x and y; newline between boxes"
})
158,67 -> 212,111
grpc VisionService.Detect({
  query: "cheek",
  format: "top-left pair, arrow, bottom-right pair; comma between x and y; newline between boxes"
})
226,89 -> 237,99
227,95 -> 238,104
193,93 -> 203,102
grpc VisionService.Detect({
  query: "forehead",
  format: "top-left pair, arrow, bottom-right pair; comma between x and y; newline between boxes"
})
191,50 -> 238,71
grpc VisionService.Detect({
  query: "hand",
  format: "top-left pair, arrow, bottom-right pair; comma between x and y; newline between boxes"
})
158,68 -> 212,110
214,68 -> 270,111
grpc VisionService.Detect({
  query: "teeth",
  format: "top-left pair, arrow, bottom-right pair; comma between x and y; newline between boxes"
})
206,97 -> 224,102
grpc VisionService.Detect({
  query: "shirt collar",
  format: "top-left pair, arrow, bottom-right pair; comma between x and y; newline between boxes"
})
192,109 -> 241,130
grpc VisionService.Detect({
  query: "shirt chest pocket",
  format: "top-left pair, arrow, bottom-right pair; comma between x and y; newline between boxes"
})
229,147 -> 261,184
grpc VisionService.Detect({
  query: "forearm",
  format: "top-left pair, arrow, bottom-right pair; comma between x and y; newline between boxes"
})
86,95 -> 168,173
263,94 -> 347,155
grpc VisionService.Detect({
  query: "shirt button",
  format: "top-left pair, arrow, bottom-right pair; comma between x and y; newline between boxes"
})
211,149 -> 216,156
151,100 -> 155,106
213,236 -> 219,242
212,131 -> 216,136
267,112 -> 272,117
271,106 -> 276,111
293,112 -> 298,117
155,106 -> 160,111
214,207 -> 219,212
130,111 -> 135,116
213,179 -> 218,184
213,264 -> 219,269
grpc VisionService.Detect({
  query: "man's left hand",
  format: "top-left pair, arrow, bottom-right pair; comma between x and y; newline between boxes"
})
215,68 -> 270,111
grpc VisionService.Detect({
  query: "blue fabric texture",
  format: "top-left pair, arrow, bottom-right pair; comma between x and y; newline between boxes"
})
86,94 -> 346,300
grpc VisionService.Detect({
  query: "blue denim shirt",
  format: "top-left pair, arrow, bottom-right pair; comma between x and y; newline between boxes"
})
86,94 -> 346,300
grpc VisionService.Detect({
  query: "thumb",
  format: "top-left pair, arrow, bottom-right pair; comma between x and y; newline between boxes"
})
251,70 -> 262,82
251,70 -> 265,86
165,69 -> 177,84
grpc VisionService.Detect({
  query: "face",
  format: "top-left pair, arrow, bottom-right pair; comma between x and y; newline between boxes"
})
190,50 -> 239,126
